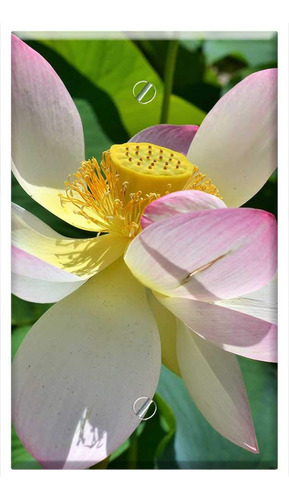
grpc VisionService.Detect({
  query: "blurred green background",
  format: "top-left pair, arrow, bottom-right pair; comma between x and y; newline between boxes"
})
12,33 -> 277,469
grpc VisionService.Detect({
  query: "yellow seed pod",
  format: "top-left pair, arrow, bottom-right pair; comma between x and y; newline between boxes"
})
107,142 -> 198,198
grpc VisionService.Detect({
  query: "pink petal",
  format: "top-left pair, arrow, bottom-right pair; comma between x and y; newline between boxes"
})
129,124 -> 199,156
187,69 -> 277,207
155,292 -> 277,362
141,190 -> 226,229
11,35 -> 95,231
177,323 -> 258,452
125,208 -> 277,301
12,246 -> 86,303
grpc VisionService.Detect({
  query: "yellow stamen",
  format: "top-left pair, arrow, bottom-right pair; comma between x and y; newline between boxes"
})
59,142 -> 220,239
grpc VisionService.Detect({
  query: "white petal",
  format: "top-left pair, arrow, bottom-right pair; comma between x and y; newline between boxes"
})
177,322 -> 258,453
187,69 -> 277,207
156,292 -> 277,362
147,290 -> 180,376
12,259 -> 161,469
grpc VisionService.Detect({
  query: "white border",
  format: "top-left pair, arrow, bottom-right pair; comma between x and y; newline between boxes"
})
1,1 -> 289,498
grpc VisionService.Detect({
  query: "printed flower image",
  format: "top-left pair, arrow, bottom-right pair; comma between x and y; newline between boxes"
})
11,32 -> 277,469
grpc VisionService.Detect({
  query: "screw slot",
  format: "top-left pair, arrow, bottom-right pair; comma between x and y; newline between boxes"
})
132,396 -> 157,420
132,81 -> 157,104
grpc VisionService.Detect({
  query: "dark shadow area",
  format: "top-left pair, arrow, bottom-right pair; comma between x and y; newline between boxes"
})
108,411 -> 178,469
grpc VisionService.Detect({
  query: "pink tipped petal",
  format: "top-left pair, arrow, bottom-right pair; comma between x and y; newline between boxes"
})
129,124 -> 199,156
125,208 -> 277,301
177,323 -> 258,453
12,246 -> 86,303
11,35 -> 97,231
12,260 -> 161,469
187,69 -> 277,207
155,293 -> 277,362
141,190 -> 226,229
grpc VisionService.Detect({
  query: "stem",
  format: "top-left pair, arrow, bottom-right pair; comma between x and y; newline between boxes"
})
160,40 -> 179,124
127,432 -> 138,469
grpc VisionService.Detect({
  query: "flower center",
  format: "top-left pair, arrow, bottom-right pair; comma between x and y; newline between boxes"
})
59,142 -> 220,239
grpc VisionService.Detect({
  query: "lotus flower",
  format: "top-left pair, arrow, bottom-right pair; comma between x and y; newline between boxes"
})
11,34 -> 277,469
